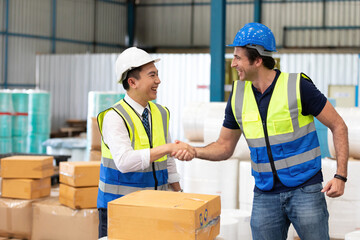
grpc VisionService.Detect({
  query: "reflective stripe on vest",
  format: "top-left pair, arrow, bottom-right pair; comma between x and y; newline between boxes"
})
97,99 -> 170,208
231,72 -> 321,190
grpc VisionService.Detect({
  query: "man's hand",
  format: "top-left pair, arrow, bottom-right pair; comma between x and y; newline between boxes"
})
321,178 -> 345,198
170,140 -> 196,161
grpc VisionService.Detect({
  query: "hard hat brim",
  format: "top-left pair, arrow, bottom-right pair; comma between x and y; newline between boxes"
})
119,57 -> 160,84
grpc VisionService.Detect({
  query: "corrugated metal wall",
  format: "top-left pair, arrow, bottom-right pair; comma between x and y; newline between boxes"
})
136,1 -> 193,47
2,0 -> 360,89
1,0 -> 127,89
134,0 -> 360,48
37,53 -> 123,131
37,53 -> 359,141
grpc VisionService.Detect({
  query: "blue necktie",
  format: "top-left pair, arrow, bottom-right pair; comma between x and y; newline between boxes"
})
142,108 -> 151,139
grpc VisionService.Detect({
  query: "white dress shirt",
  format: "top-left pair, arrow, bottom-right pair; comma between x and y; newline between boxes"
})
102,94 -> 180,183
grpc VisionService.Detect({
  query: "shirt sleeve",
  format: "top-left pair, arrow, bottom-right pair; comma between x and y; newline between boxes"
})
300,75 -> 327,117
102,110 -> 150,173
223,90 -> 241,129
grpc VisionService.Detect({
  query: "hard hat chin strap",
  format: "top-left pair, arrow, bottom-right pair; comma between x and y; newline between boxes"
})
246,44 -> 273,57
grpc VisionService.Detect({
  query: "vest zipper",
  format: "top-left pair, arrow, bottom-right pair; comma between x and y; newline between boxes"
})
152,162 -> 158,190
149,124 -> 158,190
262,120 -> 278,180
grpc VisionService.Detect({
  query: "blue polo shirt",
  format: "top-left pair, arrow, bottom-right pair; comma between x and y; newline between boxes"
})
223,69 -> 327,193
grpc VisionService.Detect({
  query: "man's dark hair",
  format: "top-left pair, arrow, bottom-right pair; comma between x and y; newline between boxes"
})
243,47 -> 275,70
122,66 -> 142,90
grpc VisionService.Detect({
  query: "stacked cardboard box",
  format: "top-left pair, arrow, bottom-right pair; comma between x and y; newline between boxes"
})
0,156 -> 54,199
59,161 -> 100,209
108,190 -> 221,240
31,197 -> 99,240
0,198 -> 33,239
89,117 -> 101,161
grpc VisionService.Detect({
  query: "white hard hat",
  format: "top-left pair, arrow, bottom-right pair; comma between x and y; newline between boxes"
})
115,47 -> 160,83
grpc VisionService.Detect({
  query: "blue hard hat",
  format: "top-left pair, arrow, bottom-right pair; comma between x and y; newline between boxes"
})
228,22 -> 276,53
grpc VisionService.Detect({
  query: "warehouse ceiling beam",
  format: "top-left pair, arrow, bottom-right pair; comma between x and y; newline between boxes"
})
210,0 -> 226,102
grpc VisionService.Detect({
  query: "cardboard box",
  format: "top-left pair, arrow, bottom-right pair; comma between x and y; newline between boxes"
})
0,198 -> 33,239
0,155 -> 54,179
108,190 -> 221,240
89,150 -> 101,161
59,183 -> 97,209
1,177 -> 51,199
91,117 -> 101,151
31,197 -> 99,240
59,161 -> 100,187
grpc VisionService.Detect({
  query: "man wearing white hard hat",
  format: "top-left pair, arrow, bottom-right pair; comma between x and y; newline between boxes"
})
96,47 -> 195,237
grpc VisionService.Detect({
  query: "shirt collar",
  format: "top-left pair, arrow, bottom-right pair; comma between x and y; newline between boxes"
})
124,94 -> 149,116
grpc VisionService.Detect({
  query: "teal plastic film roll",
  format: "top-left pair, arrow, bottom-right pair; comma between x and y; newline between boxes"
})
26,133 -> 49,154
12,91 -> 29,113
12,136 -> 27,153
0,115 -> 12,137
0,137 -> 12,154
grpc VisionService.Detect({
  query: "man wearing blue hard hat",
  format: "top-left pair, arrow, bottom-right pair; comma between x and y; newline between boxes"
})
176,23 -> 348,239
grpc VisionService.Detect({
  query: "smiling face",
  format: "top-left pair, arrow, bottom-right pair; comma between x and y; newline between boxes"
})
230,47 -> 258,82
127,62 -> 161,107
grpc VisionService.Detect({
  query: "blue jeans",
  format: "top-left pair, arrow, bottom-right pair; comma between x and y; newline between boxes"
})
250,183 -> 329,240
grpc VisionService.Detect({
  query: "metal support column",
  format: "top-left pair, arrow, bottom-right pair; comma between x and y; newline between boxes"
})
3,0 -> 10,89
127,0 -> 135,46
254,0 -> 262,23
51,0 -> 57,53
210,0 -> 226,102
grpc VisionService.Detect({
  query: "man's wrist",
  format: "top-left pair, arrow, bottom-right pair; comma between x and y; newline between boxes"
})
334,174 -> 347,182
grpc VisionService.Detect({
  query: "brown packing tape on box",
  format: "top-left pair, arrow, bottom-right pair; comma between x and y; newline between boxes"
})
59,161 -> 100,187
91,117 -> 101,151
108,190 -> 221,240
31,197 -> 98,240
1,177 -> 51,200
59,183 -> 98,209
0,198 -> 33,239
0,155 -> 54,179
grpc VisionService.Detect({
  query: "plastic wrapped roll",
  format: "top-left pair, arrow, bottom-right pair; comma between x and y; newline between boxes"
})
322,158 -> 360,239
327,198 -> 360,239
0,91 -> 13,138
12,136 -> 27,153
26,133 -> 48,154
27,90 -> 50,115
0,137 -> 12,154
0,90 -> 13,112
328,107 -> 360,159
202,102 -> 250,160
12,115 -> 28,137
183,157 -> 239,209
238,160 -> 255,212
86,91 -> 124,153
221,209 -> 252,240
182,102 -> 214,142
11,91 -> 28,113
218,216 -> 239,240
345,231 -> 360,240
322,158 -> 360,201
11,91 -> 29,144
0,115 -> 12,137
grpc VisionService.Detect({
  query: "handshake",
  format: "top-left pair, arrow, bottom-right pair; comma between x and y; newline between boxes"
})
170,140 -> 196,161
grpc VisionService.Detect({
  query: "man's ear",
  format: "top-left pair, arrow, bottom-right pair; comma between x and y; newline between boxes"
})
255,57 -> 263,67
127,77 -> 137,89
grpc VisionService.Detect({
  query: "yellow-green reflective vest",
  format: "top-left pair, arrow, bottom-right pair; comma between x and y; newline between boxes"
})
231,73 -> 321,190
97,99 -> 170,208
